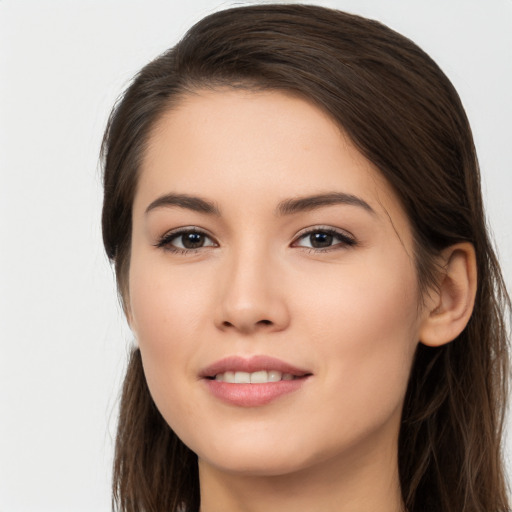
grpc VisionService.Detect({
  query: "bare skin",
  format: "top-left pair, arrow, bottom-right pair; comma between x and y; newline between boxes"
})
127,89 -> 476,512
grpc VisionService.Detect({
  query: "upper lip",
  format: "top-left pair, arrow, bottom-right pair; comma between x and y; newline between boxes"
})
199,355 -> 312,379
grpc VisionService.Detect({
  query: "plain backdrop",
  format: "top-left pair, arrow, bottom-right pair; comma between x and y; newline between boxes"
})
0,1 -> 510,510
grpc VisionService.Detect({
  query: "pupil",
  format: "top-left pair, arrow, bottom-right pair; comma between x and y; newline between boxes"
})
182,232 -> 204,249
310,232 -> 332,248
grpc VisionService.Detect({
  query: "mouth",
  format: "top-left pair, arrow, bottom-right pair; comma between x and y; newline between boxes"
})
200,355 -> 312,407
200,354 -> 312,382
207,370 -> 302,383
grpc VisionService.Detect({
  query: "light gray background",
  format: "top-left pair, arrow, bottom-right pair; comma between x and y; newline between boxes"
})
0,1 -> 510,510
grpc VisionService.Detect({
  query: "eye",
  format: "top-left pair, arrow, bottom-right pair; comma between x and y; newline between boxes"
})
293,227 -> 356,251
156,228 -> 217,253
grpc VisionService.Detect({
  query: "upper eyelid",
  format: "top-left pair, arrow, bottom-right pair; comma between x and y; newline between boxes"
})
155,226 -> 218,249
156,224 -> 355,246
291,226 -> 357,251
161,226 -> 216,239
293,225 -> 355,240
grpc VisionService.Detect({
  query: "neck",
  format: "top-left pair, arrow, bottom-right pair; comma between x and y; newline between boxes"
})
198,433 -> 404,512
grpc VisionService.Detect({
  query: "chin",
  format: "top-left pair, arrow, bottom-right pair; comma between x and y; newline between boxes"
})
193,431 -> 330,478
199,450 -> 313,477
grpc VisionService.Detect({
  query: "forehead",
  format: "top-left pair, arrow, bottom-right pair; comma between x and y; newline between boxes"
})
135,89 -> 411,239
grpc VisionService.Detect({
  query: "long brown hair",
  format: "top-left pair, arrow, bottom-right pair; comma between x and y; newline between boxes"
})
101,4 -> 510,511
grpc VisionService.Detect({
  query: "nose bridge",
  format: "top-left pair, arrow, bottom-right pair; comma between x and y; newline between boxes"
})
215,236 -> 289,333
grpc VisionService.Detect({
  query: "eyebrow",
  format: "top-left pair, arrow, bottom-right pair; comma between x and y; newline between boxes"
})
144,191 -> 375,217
276,192 -> 375,216
145,193 -> 221,216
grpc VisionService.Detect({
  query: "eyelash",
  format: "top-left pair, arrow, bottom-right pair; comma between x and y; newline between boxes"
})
155,226 -> 357,255
292,226 -> 357,252
154,227 -> 217,255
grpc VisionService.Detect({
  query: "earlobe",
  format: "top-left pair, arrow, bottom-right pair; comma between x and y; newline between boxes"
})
419,243 -> 477,347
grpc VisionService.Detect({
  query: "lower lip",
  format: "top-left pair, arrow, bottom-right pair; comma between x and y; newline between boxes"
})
204,378 -> 309,407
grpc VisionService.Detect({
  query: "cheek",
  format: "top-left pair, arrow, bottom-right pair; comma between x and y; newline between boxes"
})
296,252 -> 420,426
298,245 -> 419,338
127,260 -> 205,418
127,255 -> 220,400
129,256 -> 210,342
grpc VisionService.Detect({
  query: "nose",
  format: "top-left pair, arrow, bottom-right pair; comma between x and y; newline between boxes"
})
214,245 -> 290,335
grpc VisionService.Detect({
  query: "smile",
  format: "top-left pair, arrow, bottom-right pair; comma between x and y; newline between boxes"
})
212,370 -> 298,383
200,355 -> 312,407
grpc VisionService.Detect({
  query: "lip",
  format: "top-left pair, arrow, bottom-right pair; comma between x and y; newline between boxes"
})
199,355 -> 311,378
200,355 -> 312,407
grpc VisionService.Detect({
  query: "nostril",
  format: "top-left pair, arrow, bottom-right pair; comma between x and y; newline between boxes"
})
222,319 -> 271,327
218,315 -> 281,333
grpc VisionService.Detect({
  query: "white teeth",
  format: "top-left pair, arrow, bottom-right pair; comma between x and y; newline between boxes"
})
250,370 -> 269,383
213,370 -> 298,383
268,371 -> 281,382
234,371 -> 251,384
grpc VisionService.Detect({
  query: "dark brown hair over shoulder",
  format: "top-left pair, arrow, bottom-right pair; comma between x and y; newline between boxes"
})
101,4 -> 510,511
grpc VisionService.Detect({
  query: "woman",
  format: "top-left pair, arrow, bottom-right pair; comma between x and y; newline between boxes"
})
101,4 -> 510,511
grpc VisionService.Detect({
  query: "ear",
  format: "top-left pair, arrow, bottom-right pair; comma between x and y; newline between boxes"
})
419,242 -> 477,347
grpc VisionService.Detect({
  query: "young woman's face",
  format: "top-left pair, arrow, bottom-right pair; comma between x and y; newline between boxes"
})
129,89 -> 428,477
